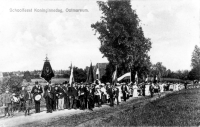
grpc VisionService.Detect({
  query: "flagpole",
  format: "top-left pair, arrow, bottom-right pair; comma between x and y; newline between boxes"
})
130,68 -> 131,83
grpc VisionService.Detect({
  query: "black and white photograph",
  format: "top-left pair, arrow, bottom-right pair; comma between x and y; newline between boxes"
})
0,0 -> 199,126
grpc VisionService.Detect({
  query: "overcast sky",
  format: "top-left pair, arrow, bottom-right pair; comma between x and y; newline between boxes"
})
0,0 -> 199,72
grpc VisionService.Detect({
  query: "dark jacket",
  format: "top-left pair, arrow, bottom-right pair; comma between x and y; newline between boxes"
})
44,85 -> 53,99
121,85 -> 127,92
107,87 -> 115,97
114,88 -> 119,97
58,87 -> 65,99
31,85 -> 43,98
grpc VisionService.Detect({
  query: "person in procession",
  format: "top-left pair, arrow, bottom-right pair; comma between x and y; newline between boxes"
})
121,83 -> 128,102
149,82 -> 154,97
31,81 -> 43,113
87,85 -> 94,111
24,86 -> 33,116
79,83 -> 86,110
73,83 -> 78,109
19,84 -> 28,112
57,83 -> 65,110
114,85 -> 119,105
51,83 -> 57,111
44,81 -> 53,113
107,83 -> 115,107
1,88 -> 13,118
64,82 -> 70,109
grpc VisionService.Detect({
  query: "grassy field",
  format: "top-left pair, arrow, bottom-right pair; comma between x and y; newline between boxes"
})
82,88 -> 200,126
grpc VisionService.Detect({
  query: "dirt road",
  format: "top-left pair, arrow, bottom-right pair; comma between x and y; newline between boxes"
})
0,91 -> 172,127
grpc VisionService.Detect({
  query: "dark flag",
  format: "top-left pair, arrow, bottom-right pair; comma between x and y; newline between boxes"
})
87,62 -> 94,83
41,56 -> 54,82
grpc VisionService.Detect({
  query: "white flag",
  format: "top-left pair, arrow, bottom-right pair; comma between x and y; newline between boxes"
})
96,64 -> 100,79
69,64 -> 74,85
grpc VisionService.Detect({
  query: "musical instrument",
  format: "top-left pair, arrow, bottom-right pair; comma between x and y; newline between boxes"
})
35,94 -> 42,101
11,96 -> 20,103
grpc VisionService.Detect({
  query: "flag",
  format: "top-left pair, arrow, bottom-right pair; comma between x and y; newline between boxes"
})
135,71 -> 138,84
117,72 -> 130,81
69,63 -> 74,86
145,75 -> 148,82
112,66 -> 117,85
41,56 -> 54,82
87,62 -> 94,83
96,63 -> 100,80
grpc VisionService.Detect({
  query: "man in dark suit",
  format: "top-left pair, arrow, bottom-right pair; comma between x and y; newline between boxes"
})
31,81 -> 43,113
121,83 -> 128,102
107,84 -> 115,107
79,83 -> 85,110
63,82 -> 70,109
51,84 -> 56,111
73,83 -> 78,109
68,83 -> 75,109
44,81 -> 53,113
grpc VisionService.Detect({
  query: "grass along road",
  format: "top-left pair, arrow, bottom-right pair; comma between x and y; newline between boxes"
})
81,88 -> 200,126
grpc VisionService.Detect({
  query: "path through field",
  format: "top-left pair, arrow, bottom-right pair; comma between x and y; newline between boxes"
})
0,91 -> 172,127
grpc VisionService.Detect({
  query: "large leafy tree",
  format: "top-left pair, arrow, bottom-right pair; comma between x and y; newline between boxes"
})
91,0 -> 152,82
188,45 -> 200,80
23,71 -> 31,82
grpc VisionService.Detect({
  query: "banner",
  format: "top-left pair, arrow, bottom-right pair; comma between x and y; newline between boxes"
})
117,72 -> 131,81
96,63 -> 100,80
112,66 -> 117,85
87,62 -> 94,83
41,57 -> 54,82
69,63 -> 74,86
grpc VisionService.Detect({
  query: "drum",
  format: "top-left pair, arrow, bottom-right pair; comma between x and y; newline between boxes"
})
12,96 -> 20,103
35,94 -> 42,101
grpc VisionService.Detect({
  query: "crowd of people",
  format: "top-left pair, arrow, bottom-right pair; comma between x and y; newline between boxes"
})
0,80 -> 185,118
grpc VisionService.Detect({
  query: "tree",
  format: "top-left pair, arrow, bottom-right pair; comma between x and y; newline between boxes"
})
72,67 -> 87,83
189,45 -> 200,80
91,0 -> 152,82
23,71 -> 31,82
0,76 -> 23,94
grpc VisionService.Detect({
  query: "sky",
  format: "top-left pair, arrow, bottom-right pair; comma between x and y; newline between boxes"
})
0,0 -> 199,72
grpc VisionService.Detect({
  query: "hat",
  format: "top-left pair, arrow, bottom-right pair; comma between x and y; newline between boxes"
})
35,81 -> 39,84
5,88 -> 9,91
106,82 -> 110,85
12,93 -> 16,96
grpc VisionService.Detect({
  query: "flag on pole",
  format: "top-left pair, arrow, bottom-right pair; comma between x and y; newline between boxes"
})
145,75 -> 148,82
96,63 -> 100,80
117,72 -> 131,81
135,71 -> 138,84
112,66 -> 117,85
87,62 -> 94,83
41,55 -> 54,82
69,63 -> 74,86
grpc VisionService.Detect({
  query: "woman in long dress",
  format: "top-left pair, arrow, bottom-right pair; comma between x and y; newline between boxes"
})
133,84 -> 138,97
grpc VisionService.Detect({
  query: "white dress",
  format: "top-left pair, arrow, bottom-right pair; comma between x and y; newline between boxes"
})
145,84 -> 150,96
133,85 -> 138,97
117,86 -> 122,102
160,84 -> 164,92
